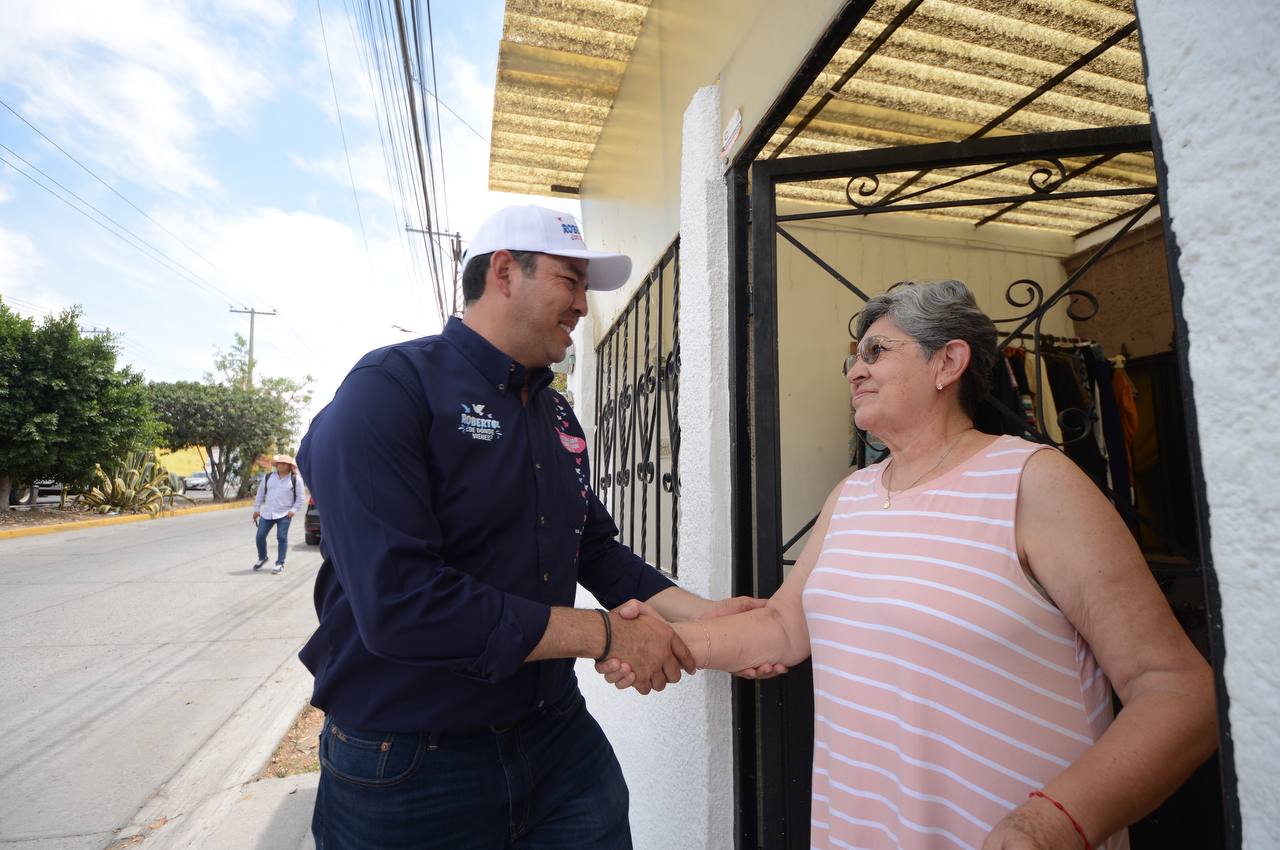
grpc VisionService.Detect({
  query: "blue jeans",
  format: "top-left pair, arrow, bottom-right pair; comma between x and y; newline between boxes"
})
255,516 -> 291,564
312,684 -> 631,849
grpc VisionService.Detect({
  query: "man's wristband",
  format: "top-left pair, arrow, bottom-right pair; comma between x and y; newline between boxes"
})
593,609 -> 612,663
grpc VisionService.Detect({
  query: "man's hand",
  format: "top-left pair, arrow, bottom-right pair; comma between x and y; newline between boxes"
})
603,600 -> 696,695
252,511 -> 260,526
287,511 -> 295,518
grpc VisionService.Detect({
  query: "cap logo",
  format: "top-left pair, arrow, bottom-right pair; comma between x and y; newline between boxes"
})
556,217 -> 583,241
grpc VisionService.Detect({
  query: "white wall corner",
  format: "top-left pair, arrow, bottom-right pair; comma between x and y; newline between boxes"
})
679,82 -> 736,845
1136,2 -> 1280,846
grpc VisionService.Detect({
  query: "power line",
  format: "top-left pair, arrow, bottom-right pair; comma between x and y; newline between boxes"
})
0,150 -> 243,307
425,0 -> 451,233
345,0 -> 431,324
0,96 -> 264,306
422,83 -> 487,143
317,0 -> 378,287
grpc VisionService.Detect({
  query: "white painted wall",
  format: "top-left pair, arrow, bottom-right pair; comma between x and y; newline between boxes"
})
773,211 -> 1076,557
573,85 -> 735,850
1136,2 -> 1280,845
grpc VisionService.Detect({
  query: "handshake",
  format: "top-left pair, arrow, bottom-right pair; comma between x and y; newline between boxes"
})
590,596 -> 788,695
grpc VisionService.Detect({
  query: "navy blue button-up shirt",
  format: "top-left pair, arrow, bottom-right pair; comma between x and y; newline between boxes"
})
297,317 -> 674,733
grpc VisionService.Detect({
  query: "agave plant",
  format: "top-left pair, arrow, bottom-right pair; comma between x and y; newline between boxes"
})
79,452 -> 194,516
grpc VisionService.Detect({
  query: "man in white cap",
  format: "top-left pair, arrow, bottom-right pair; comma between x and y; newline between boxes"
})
296,205 -> 767,848
251,453 -> 304,574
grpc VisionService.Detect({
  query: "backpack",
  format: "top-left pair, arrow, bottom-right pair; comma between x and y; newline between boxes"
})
264,471 -> 297,503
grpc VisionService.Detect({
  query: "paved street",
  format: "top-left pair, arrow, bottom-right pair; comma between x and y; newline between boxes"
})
0,509 -> 321,849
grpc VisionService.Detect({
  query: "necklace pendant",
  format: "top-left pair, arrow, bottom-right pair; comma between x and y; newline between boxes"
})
882,498 -> 891,510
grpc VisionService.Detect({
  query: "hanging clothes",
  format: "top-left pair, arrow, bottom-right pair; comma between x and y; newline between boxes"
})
976,353 -> 1026,436
1084,347 -> 1134,520
1036,350 -> 1064,445
1113,366 -> 1140,477
1005,347 -> 1037,430
1043,349 -> 1109,491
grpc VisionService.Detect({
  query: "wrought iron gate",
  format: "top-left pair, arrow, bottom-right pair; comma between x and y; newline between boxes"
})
593,239 -> 680,576
736,123 -> 1228,848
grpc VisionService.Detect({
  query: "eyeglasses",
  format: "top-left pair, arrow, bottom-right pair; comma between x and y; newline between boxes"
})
842,336 -> 915,375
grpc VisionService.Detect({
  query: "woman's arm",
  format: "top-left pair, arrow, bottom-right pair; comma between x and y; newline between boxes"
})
675,480 -> 846,672
985,449 -> 1217,849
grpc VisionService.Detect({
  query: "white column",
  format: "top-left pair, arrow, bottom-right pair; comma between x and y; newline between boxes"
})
571,83 -> 736,849
1136,2 -> 1280,845
676,82 -> 736,838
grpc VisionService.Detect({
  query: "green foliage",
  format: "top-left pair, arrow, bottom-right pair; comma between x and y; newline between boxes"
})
0,298 -> 160,506
149,334 -> 312,501
79,451 -> 189,515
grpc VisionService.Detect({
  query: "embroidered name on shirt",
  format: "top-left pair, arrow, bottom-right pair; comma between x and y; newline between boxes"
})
459,404 -> 503,442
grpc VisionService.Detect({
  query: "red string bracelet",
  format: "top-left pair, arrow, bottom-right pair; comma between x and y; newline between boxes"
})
1029,791 -> 1092,850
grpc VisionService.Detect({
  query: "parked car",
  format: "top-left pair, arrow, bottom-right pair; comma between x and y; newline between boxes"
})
182,472 -> 211,491
304,495 -> 321,545
8,480 -> 64,505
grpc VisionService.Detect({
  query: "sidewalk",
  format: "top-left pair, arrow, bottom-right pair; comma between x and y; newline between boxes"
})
193,772 -> 318,850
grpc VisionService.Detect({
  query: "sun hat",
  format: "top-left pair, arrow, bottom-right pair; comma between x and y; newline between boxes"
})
461,205 -> 632,292
272,454 -> 297,468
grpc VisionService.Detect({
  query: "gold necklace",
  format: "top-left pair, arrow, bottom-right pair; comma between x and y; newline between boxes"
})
882,430 -> 971,510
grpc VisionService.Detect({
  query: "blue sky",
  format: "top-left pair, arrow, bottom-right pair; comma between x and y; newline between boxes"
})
0,0 -> 578,424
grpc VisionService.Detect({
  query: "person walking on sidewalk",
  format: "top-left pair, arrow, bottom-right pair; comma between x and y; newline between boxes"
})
296,205 -> 774,850
252,454 -> 305,575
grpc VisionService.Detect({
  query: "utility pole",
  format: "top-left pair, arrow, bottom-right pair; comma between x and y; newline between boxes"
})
406,225 -> 463,314
228,307 -> 277,388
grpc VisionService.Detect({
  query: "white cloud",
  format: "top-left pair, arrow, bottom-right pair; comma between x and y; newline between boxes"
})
0,225 -> 43,291
0,0 -> 283,194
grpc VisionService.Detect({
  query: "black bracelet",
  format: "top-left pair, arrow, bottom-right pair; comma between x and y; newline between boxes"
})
593,608 -> 612,663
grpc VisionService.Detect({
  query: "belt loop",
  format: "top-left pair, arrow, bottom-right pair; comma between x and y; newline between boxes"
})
426,731 -> 440,751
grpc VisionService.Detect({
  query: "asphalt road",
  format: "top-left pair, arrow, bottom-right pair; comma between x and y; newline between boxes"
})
0,509 -> 322,849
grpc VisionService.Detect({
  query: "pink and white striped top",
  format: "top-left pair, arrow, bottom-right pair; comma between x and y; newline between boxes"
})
803,435 -> 1126,850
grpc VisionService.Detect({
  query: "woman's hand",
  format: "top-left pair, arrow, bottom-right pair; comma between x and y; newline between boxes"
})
593,599 -> 788,688
982,798 -> 1086,850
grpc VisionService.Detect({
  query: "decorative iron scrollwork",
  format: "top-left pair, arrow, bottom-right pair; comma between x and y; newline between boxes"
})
592,240 -> 680,577
1028,158 -> 1068,193
844,174 -> 881,208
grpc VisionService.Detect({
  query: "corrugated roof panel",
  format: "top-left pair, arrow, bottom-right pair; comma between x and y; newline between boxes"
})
763,0 -> 1155,234
489,0 -> 1156,233
489,0 -> 651,197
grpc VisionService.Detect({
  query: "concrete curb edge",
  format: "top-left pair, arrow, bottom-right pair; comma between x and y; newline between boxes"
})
0,499 -> 254,541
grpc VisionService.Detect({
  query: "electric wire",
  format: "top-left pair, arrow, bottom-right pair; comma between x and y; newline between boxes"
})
1,96 -> 324,355
0,151 -> 242,307
425,0 -> 451,234
317,0 -> 378,287
0,96 -> 258,300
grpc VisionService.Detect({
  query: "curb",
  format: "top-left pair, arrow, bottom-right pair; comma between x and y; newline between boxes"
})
0,498 -> 254,541
116,652 -> 315,850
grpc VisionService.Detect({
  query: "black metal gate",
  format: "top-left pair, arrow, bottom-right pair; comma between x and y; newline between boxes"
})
731,126 -> 1234,850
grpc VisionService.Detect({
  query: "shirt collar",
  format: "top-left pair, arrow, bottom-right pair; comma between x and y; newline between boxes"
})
443,316 -> 555,399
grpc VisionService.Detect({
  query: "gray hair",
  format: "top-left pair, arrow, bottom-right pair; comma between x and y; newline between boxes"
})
854,280 -> 998,418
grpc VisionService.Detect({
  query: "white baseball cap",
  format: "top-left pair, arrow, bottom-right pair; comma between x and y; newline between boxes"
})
461,205 -> 632,292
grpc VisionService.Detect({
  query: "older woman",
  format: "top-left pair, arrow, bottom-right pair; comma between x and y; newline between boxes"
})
603,281 -> 1216,849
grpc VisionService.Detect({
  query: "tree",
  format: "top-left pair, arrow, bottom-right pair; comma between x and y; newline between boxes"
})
149,336 -> 312,502
0,299 -> 159,509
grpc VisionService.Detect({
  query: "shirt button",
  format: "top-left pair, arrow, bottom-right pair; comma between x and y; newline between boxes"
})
535,463 -> 542,470
538,515 -> 545,525
498,383 -> 506,391
537,700 -> 545,709
542,572 -> 550,582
